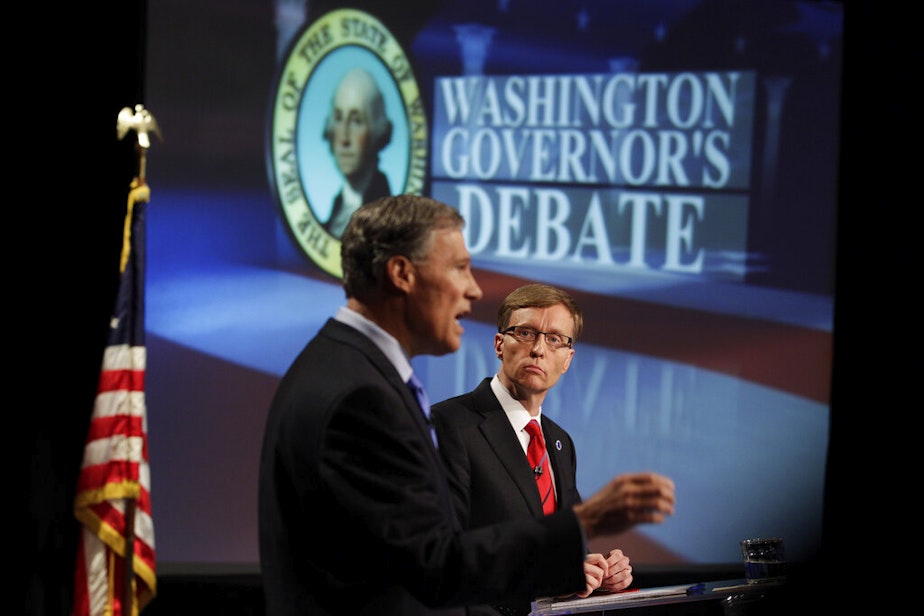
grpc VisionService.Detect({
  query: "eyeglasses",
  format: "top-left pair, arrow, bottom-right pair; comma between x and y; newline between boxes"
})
501,326 -> 573,350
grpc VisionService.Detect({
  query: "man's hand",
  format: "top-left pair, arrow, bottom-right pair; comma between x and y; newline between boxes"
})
599,548 -> 633,592
574,553 -> 608,598
573,472 -> 676,539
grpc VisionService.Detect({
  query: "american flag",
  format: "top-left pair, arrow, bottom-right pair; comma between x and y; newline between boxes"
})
73,179 -> 156,616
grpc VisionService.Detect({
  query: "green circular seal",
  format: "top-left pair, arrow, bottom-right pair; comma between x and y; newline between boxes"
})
267,8 -> 428,278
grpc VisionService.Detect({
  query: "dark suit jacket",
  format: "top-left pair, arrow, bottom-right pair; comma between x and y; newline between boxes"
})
259,320 -> 586,616
430,377 -> 583,616
323,169 -> 391,236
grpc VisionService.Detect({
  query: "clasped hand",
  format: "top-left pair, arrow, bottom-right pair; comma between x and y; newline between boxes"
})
575,548 -> 633,598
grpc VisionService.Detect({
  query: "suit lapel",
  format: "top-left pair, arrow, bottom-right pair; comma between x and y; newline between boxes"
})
472,380 -> 546,517
542,420 -> 575,508
323,319 -> 445,467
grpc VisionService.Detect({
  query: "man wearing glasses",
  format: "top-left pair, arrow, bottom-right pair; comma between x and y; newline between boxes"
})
431,283 -> 674,616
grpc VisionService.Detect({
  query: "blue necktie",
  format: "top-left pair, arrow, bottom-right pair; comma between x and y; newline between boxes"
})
407,373 -> 437,446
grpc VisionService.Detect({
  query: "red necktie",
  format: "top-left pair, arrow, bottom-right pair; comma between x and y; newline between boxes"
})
525,419 -> 555,514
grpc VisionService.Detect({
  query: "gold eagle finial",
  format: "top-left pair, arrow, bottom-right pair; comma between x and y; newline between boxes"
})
116,104 -> 163,149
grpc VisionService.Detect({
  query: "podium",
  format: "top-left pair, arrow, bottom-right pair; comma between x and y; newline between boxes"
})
530,578 -> 786,615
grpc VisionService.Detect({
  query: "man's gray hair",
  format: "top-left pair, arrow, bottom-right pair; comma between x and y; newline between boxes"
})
341,195 -> 464,301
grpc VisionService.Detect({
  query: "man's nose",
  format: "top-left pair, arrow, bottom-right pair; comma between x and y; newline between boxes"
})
467,273 -> 483,300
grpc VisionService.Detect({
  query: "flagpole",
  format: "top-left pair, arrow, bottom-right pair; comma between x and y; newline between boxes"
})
123,498 -> 136,614
115,104 -> 161,616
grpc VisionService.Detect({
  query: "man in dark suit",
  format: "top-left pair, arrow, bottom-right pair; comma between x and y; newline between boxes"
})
258,195 -> 676,615
321,67 -> 393,238
432,284 -> 666,616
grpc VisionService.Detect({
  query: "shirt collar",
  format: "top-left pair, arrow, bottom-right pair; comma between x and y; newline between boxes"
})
335,306 -> 413,382
490,373 -> 541,431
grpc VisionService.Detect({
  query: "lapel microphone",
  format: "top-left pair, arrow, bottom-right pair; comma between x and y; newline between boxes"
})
533,448 -> 549,477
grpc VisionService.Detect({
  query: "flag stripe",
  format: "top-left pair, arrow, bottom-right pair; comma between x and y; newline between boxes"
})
80,431 -> 146,465
101,344 -> 147,371
89,392 -> 145,418
82,414 -> 145,446
98,368 -> 146,395
79,528 -> 111,616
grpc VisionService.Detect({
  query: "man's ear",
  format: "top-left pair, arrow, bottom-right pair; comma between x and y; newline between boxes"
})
561,349 -> 575,373
386,255 -> 415,294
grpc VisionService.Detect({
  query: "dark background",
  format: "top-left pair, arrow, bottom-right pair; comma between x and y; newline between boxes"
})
29,1 -> 907,613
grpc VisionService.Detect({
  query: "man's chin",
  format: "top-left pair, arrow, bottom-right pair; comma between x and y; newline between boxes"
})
335,158 -> 358,175
426,338 -> 460,357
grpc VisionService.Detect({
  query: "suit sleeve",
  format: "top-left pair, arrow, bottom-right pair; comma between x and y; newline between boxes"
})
430,401 -> 474,528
